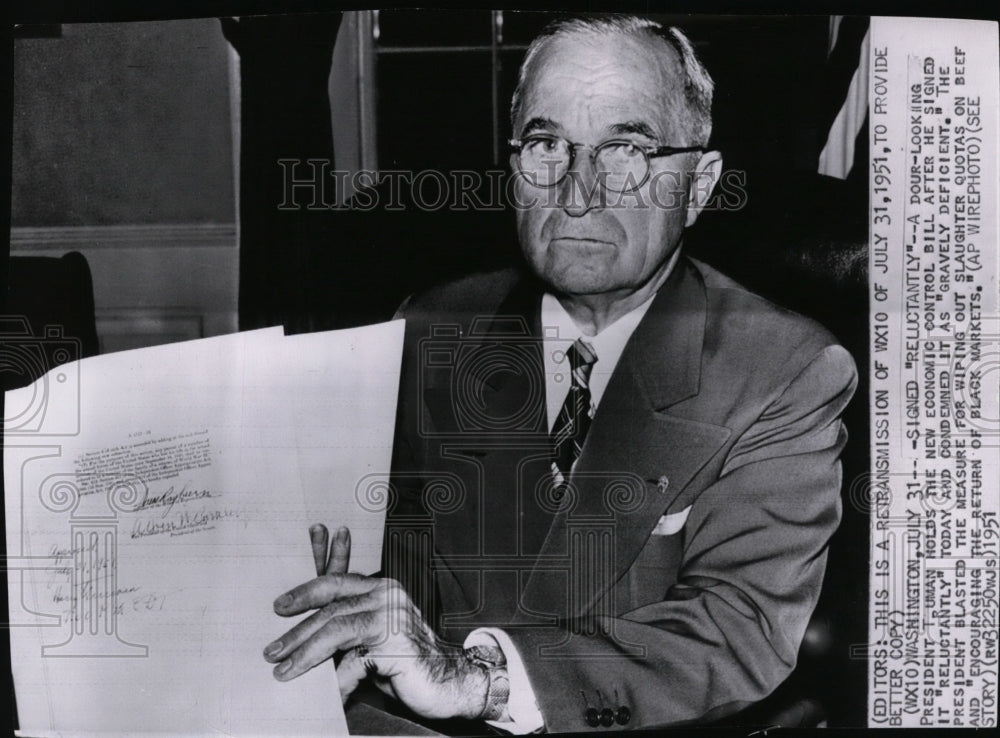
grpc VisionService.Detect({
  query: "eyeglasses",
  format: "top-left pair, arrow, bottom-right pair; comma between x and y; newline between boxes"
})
508,134 -> 705,193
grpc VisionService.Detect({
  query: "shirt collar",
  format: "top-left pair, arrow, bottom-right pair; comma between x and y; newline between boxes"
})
537,250 -> 680,428
540,290 -> 656,369
537,244 -> 680,365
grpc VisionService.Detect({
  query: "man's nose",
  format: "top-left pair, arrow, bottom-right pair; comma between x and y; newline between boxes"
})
555,148 -> 603,216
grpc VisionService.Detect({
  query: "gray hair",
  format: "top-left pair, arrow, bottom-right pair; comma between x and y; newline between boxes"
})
510,15 -> 714,145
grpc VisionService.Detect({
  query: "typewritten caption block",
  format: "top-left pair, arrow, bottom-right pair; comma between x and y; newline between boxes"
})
868,16 -> 998,729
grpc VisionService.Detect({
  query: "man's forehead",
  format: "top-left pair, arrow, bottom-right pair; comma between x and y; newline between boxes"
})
517,31 -> 684,135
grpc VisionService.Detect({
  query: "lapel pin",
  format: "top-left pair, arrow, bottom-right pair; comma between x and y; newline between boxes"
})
657,475 -> 670,494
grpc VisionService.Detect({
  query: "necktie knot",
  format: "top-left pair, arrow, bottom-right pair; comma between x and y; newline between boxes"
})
567,339 -> 597,389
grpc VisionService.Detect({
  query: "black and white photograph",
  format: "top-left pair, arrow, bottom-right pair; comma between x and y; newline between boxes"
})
2,2 -> 997,735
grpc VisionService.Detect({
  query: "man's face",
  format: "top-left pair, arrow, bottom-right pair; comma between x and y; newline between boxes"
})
512,32 -> 700,298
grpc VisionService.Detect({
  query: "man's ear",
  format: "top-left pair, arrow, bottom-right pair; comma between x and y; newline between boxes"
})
685,150 -> 723,227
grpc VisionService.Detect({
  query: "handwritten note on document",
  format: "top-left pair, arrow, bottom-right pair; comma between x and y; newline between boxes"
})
4,320 -> 405,736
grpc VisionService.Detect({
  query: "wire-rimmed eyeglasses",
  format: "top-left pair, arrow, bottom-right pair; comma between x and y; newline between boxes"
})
508,134 -> 705,193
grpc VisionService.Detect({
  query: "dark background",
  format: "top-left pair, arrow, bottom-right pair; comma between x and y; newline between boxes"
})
4,1 -> 994,735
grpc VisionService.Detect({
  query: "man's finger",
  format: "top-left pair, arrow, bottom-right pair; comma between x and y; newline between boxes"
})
273,614 -> 369,681
264,592 -> 373,663
309,524 -> 329,577
336,646 -> 368,703
273,573 -> 379,615
327,526 -> 351,574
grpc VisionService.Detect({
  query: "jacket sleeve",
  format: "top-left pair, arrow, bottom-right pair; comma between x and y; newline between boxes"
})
503,344 -> 858,731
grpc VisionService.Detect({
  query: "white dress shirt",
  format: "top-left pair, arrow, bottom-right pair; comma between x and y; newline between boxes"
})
465,267 -> 670,732
540,291 -> 657,432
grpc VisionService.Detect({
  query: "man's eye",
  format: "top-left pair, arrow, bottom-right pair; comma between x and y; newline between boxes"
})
602,141 -> 644,159
525,137 -> 560,154
535,138 -> 558,151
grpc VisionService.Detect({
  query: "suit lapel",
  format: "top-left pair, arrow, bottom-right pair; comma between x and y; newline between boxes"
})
518,259 -> 731,620
421,273 -> 559,624
422,273 -> 548,438
476,275 -> 549,432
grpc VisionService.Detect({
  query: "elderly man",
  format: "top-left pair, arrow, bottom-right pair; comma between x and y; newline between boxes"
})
263,15 -> 857,732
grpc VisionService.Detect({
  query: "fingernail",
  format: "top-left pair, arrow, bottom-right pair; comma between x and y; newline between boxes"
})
264,641 -> 282,658
274,594 -> 292,609
336,526 -> 348,542
275,660 -> 292,676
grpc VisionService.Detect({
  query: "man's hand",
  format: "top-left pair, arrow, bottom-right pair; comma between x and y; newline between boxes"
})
264,525 -> 489,720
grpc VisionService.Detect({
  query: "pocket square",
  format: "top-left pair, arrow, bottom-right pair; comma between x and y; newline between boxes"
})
651,505 -> 691,536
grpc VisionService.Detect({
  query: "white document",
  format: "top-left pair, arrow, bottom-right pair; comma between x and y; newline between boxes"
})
4,320 -> 405,736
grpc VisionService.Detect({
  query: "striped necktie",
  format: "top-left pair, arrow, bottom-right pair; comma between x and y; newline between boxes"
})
550,338 -> 597,488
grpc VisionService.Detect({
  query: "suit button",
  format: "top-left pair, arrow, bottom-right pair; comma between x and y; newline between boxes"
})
585,707 -> 599,727
599,708 -> 614,727
615,706 -> 631,725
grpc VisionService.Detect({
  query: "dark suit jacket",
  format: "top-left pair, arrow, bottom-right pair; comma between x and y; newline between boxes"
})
385,255 -> 858,731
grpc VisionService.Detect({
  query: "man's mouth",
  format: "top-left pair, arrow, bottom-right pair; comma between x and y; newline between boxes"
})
550,236 -> 614,248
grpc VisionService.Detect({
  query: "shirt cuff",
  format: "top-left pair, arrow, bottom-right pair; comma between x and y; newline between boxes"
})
464,628 -> 544,734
